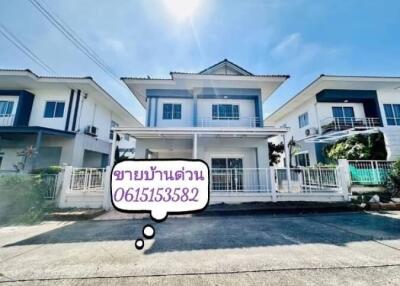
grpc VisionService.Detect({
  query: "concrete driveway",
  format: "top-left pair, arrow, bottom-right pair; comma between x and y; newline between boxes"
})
1,211 -> 400,285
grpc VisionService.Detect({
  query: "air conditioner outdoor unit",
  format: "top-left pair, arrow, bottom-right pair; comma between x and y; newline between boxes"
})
84,125 -> 98,137
305,127 -> 318,137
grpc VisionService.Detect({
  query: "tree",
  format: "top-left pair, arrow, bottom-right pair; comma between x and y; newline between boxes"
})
324,132 -> 387,161
288,137 -> 300,167
268,142 -> 284,166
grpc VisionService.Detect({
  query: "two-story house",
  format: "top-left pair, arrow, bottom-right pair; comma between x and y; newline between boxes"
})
265,75 -> 400,166
120,59 -> 291,203
0,69 -> 140,172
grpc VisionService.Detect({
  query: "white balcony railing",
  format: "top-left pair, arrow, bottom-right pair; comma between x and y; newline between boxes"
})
198,116 -> 260,128
0,114 -> 15,126
320,117 -> 380,134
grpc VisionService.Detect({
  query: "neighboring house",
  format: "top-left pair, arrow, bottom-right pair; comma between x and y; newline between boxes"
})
265,75 -> 400,166
0,69 -> 140,172
120,59 -> 290,202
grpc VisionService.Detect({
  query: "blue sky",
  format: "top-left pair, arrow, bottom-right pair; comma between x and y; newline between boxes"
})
1,0 -> 400,124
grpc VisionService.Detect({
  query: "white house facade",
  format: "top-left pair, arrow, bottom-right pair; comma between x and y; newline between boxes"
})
119,59 -> 296,203
265,75 -> 400,166
0,69 -> 140,172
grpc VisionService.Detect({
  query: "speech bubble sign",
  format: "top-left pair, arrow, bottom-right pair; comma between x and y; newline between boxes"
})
110,159 -> 210,221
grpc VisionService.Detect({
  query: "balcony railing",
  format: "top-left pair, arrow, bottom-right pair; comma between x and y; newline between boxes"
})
0,114 -> 15,126
320,117 -> 380,134
198,116 -> 260,128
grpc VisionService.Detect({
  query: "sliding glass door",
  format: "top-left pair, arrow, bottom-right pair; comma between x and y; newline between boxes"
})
211,158 -> 243,191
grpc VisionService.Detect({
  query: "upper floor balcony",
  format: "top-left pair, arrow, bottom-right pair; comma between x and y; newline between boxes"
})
320,117 -> 381,134
0,114 -> 15,127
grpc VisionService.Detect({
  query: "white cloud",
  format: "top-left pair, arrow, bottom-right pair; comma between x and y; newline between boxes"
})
271,33 -> 302,57
270,32 -> 343,68
103,38 -> 126,53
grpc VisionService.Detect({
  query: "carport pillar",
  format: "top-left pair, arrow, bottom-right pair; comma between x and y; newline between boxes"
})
31,130 -> 42,170
192,133 -> 198,159
282,134 -> 292,192
110,129 -> 117,167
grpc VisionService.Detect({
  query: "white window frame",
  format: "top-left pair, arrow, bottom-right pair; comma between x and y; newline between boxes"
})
298,112 -> 309,128
294,151 -> 310,167
44,101 -> 65,118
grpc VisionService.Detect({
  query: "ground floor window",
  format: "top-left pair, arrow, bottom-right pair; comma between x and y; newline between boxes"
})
295,152 -> 310,167
211,157 -> 243,190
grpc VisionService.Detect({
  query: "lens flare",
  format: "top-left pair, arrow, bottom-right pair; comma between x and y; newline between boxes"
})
163,0 -> 201,22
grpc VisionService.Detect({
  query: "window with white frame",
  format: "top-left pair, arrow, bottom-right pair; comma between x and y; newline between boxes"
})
162,103 -> 181,119
44,101 -> 65,118
212,104 -> 239,120
0,101 -> 14,117
295,152 -> 310,167
298,112 -> 309,128
332,106 -> 355,124
383,104 -> 400,126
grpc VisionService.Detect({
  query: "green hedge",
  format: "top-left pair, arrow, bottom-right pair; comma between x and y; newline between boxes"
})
0,175 -> 46,225
30,166 -> 62,175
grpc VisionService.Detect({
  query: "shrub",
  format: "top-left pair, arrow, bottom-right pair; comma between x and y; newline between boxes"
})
0,175 -> 46,225
387,160 -> 400,197
31,166 -> 62,175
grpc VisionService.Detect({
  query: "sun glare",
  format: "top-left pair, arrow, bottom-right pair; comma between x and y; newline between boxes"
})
163,0 -> 201,22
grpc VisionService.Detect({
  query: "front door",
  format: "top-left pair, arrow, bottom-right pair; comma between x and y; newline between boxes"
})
211,157 -> 243,191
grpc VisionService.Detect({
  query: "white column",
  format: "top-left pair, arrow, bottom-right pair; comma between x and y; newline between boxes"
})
103,166 -> 112,210
338,159 -> 350,201
265,139 -> 270,167
110,130 -> 117,167
269,167 -> 277,202
192,133 -> 198,159
57,166 -> 73,208
282,134 -> 292,192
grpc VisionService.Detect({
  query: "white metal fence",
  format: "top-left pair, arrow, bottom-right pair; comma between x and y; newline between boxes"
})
39,174 -> 60,200
69,168 -> 106,192
348,160 -> 394,185
210,168 -> 269,192
275,167 -> 341,193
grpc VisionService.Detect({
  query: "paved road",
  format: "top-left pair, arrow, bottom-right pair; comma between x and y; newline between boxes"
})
1,211 -> 400,285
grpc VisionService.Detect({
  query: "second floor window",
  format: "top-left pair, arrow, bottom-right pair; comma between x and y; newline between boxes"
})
332,106 -> 355,125
298,112 -> 309,128
212,104 -> 239,120
162,103 -> 181,119
0,101 -> 14,117
44,101 -> 65,118
383,104 -> 400,126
